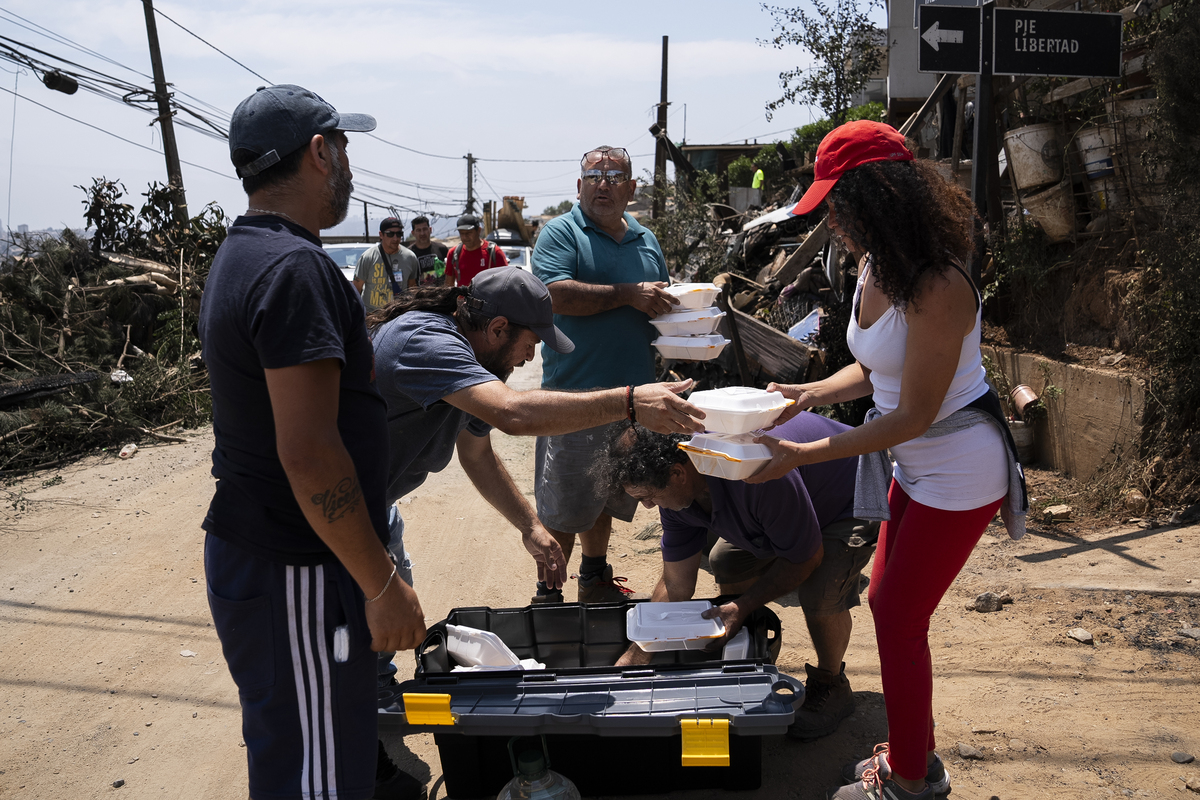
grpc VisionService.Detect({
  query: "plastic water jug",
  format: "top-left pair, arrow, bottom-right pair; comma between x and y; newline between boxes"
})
495,749 -> 580,800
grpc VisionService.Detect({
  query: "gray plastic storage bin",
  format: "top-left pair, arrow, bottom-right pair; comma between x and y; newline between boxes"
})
378,599 -> 802,797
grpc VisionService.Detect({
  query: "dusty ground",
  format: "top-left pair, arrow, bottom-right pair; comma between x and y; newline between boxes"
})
2,354 -> 1199,800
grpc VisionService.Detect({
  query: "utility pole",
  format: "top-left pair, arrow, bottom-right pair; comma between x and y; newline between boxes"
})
464,152 -> 476,215
653,35 -> 669,220
142,0 -> 188,229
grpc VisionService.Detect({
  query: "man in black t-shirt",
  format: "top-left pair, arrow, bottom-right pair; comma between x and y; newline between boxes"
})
198,85 -> 425,800
406,214 -> 449,286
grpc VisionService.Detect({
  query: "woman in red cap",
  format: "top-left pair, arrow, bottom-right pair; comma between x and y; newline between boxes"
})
746,120 -> 1026,800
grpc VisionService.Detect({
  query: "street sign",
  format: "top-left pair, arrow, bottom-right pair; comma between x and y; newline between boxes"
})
913,0 -> 980,30
918,5 -> 983,74
993,8 -> 1123,78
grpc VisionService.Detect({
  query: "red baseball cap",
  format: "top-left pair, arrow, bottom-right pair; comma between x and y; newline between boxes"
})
792,120 -> 913,216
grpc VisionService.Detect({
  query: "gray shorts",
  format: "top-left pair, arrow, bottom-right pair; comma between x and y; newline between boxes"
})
707,518 -> 878,617
535,422 -> 638,534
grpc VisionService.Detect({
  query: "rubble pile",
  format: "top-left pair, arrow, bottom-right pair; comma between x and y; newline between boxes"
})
0,180 -> 226,473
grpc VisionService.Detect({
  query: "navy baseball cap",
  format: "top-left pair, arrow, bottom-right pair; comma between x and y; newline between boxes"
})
229,84 -> 376,178
468,268 -> 574,354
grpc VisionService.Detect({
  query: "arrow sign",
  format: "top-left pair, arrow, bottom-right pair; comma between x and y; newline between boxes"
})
922,21 -> 964,51
918,5 -> 982,73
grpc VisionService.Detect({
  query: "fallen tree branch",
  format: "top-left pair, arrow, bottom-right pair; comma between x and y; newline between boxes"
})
137,427 -> 187,443
0,422 -> 38,444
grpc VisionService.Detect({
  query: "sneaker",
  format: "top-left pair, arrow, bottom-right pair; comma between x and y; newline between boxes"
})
374,740 -> 426,800
825,766 -> 932,800
840,744 -> 951,796
787,662 -> 855,740
530,588 -> 564,604
576,564 -> 638,603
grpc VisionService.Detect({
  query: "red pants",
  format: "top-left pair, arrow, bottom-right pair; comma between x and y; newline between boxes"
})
867,482 -> 1003,782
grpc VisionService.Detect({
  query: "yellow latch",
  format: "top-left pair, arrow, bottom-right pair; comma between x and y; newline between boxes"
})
680,718 -> 730,767
401,693 -> 456,726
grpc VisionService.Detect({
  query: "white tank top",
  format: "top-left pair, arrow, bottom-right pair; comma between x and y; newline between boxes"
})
846,259 -> 1008,511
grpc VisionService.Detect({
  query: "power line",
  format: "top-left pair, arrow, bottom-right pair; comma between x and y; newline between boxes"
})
0,83 -> 235,181
0,5 -> 153,82
366,132 -> 461,161
152,6 -> 272,85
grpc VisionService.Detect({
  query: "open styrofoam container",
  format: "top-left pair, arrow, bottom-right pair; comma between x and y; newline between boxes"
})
679,432 -> 774,480
687,386 -> 793,434
653,334 -> 730,361
649,306 -> 725,337
626,601 -> 726,652
664,283 -> 722,310
446,624 -> 521,668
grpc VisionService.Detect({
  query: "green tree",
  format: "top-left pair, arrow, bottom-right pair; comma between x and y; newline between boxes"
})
791,101 -> 885,159
542,199 -> 574,216
760,0 -> 885,124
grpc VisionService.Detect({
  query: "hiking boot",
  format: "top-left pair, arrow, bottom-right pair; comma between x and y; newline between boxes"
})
576,564 -> 638,603
530,588 -> 564,604
374,740 -> 426,800
787,662 -> 855,740
841,743 -> 951,796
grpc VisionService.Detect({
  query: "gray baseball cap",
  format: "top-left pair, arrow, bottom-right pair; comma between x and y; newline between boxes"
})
229,84 -> 376,178
467,268 -> 574,354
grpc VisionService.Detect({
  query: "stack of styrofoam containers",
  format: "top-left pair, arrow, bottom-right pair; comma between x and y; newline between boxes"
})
679,387 -> 794,480
651,283 -> 730,361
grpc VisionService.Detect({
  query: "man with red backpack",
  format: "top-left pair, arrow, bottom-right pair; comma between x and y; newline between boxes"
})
446,214 -> 508,286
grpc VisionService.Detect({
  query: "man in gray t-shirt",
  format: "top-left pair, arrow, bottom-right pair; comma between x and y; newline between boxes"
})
354,216 -> 419,310
368,267 -> 705,684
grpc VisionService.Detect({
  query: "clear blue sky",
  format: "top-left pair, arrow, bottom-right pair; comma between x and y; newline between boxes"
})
0,0 -> 832,234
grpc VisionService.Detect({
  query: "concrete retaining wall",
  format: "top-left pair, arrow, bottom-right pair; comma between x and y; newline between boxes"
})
983,347 -> 1145,479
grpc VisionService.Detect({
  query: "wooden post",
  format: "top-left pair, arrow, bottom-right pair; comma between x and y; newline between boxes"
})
141,0 -> 188,230
653,36 -> 669,220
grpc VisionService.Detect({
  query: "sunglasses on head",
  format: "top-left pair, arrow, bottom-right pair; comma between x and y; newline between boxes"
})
581,169 -> 630,186
381,230 -> 403,238
580,147 -> 629,169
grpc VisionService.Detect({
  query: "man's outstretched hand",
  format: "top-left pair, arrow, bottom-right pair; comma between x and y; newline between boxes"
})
633,380 -> 706,434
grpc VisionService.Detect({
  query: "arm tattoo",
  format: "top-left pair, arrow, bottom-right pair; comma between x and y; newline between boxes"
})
311,476 -> 362,524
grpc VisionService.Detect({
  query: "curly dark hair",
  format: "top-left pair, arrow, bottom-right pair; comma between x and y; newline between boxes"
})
591,421 -> 690,494
828,158 -> 978,309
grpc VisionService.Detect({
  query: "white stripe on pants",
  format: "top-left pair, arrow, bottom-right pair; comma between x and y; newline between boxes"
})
286,565 -> 339,799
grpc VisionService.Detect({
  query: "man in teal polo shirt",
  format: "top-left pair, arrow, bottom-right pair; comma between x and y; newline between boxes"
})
531,145 -> 680,603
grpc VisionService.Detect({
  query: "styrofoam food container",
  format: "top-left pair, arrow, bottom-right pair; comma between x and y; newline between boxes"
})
686,386 -> 794,434
446,624 -> 521,667
626,600 -> 726,652
721,627 -> 751,660
652,334 -> 730,361
649,306 -> 726,336
665,282 -> 722,310
679,432 -> 774,480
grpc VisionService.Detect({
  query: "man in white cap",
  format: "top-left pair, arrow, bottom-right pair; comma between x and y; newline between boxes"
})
199,84 -> 426,800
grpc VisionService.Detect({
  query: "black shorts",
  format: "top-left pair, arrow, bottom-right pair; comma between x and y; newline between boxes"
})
205,534 -> 377,800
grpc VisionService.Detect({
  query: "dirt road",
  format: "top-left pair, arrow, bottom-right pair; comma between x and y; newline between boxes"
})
2,353 -> 1198,799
